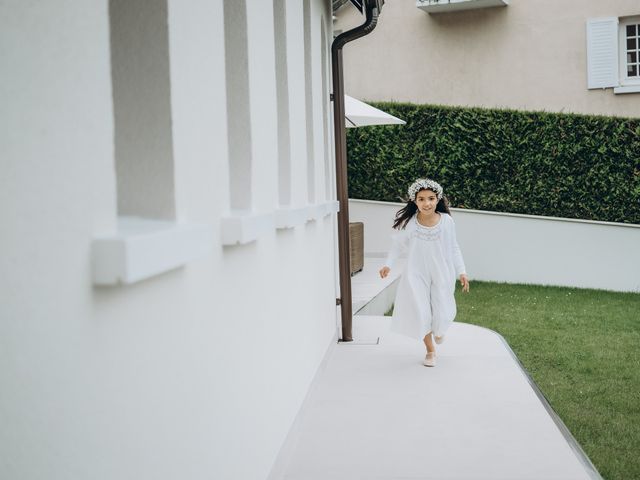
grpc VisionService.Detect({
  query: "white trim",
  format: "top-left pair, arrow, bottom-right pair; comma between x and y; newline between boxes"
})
349,198 -> 640,229
92,216 -> 213,286
450,207 -> 640,228
221,211 -> 275,246
614,84 -> 640,94
307,204 -> 323,222
618,16 -> 640,87
308,200 -> 340,222
276,206 -> 312,229
276,201 -> 339,228
416,0 -> 508,14
326,199 -> 340,214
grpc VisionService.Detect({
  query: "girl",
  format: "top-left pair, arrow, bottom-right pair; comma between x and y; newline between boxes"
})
379,178 -> 469,367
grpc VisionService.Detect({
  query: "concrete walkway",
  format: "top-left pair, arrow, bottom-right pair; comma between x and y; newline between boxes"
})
272,318 -> 600,479
351,256 -> 401,315
269,257 -> 601,480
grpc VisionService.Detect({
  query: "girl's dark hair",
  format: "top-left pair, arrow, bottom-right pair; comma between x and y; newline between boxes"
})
393,189 -> 451,230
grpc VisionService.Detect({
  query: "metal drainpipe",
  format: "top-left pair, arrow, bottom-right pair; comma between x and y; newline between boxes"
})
331,0 -> 382,342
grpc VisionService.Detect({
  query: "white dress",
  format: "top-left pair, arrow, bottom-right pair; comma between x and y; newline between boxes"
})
384,212 -> 466,341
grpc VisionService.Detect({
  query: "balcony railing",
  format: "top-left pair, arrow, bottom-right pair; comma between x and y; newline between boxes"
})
417,0 -> 508,14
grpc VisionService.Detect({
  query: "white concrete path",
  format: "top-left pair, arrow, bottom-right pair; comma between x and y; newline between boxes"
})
352,256 -> 404,316
272,317 -> 600,479
269,260 -> 601,480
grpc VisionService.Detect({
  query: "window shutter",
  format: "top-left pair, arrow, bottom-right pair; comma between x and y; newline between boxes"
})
586,17 -> 619,89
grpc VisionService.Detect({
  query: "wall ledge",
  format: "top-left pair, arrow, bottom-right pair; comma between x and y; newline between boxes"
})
613,85 -> 640,94
417,0 -> 508,14
276,201 -> 340,229
308,200 -> 340,222
92,216 -> 213,286
276,206 -> 312,229
349,198 -> 640,229
221,210 -> 275,246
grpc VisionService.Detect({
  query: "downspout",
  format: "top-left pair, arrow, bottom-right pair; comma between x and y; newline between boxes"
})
331,0 -> 382,342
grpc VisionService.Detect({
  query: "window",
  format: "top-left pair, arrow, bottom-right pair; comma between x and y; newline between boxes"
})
587,16 -> 640,94
220,0 -> 277,243
620,17 -> 640,87
320,19 -> 333,201
274,0 -> 292,208
303,0 -> 316,205
109,0 -> 176,219
223,0 -> 252,212
93,0 -> 212,286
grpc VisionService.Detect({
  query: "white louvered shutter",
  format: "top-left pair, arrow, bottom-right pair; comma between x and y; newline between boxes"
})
586,18 -> 619,89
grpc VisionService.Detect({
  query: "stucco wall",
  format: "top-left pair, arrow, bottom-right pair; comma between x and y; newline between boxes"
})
335,0 -> 640,118
0,1 -> 337,479
349,199 -> 640,293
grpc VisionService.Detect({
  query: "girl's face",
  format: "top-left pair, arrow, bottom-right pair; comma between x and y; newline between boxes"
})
414,189 -> 438,214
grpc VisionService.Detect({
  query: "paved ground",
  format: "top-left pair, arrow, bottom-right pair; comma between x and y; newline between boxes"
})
351,256 -> 401,315
274,318 -> 599,479
270,258 -> 601,480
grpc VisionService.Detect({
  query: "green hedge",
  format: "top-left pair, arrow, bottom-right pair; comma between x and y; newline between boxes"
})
346,102 -> 640,224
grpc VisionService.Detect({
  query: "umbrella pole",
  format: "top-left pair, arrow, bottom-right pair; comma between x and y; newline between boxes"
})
331,1 -> 381,342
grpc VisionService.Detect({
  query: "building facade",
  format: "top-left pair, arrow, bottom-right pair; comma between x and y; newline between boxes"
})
1,1 -> 339,478
335,0 -> 640,118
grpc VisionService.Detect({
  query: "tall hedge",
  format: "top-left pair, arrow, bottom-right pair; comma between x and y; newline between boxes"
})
346,102 -> 640,224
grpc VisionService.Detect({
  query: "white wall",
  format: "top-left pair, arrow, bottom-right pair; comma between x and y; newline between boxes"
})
0,1 -> 337,479
349,199 -> 640,293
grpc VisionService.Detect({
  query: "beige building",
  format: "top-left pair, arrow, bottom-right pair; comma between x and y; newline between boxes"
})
335,0 -> 640,118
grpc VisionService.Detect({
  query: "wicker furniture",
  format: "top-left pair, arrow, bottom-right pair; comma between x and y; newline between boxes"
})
349,222 -> 364,276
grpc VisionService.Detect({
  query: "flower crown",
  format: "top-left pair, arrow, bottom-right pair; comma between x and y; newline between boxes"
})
407,178 -> 444,201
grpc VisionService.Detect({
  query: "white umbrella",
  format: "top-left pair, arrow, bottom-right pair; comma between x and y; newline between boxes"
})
344,94 -> 406,128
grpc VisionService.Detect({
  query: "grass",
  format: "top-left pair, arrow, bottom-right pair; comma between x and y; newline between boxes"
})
386,280 -> 640,480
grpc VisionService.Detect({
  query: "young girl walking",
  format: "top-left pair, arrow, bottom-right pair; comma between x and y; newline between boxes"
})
379,178 -> 469,367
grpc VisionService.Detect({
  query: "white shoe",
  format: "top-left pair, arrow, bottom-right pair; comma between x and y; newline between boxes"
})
423,352 -> 436,367
434,334 -> 445,345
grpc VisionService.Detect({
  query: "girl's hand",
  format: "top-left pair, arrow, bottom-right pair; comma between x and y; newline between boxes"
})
459,274 -> 470,293
379,266 -> 390,279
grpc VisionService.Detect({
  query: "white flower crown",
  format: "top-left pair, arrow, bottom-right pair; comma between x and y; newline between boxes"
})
407,178 -> 444,201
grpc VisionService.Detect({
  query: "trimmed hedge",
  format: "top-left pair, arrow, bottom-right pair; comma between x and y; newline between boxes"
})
346,102 -> 640,224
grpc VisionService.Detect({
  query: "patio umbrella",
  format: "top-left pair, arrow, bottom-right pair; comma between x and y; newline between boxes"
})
344,94 -> 406,128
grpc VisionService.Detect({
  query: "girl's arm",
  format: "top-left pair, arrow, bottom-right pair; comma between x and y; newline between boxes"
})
384,226 -> 412,269
449,216 -> 466,276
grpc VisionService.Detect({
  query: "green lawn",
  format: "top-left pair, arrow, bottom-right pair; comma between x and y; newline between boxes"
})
386,280 -> 640,480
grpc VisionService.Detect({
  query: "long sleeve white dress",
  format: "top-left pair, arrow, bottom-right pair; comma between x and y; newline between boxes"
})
384,212 -> 466,341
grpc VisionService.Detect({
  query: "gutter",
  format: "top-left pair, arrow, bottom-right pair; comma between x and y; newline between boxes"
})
331,0 -> 383,342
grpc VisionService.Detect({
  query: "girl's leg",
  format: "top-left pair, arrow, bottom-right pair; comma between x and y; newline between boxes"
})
431,284 -> 456,343
423,332 -> 435,353
423,332 -> 437,366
